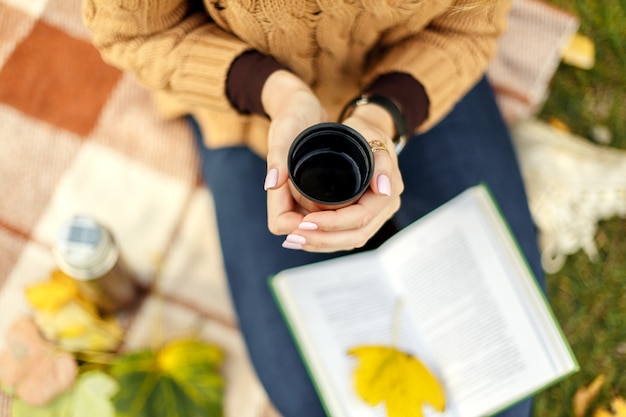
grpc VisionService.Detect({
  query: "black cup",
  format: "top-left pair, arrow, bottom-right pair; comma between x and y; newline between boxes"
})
288,123 -> 374,209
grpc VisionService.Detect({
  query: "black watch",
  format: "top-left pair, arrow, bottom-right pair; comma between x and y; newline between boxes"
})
339,94 -> 408,153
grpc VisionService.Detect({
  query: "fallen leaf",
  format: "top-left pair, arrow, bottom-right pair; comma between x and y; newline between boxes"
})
549,117 -> 571,132
0,317 -> 77,406
111,338 -> 224,417
594,396 -> 626,417
12,370 -> 118,417
594,408 -> 612,417
574,374 -> 606,417
25,270 -> 90,313
24,269 -> 122,352
157,338 -> 223,373
33,299 -> 123,352
614,397 -> 626,415
348,345 -> 445,417
561,32 -> 595,69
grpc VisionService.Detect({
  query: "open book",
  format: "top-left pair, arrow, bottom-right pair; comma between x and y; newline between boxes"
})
270,184 -> 578,417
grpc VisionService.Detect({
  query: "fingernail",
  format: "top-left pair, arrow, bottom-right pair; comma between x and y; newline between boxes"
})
282,241 -> 303,250
286,234 -> 307,245
298,221 -> 318,230
264,168 -> 278,190
377,174 -> 391,196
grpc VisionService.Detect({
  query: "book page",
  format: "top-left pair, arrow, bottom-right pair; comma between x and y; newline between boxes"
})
380,189 -> 569,416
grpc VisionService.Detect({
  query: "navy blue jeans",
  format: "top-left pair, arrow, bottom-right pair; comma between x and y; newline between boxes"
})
192,77 -> 544,417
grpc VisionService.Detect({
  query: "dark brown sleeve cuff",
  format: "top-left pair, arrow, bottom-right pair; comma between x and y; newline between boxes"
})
226,51 -> 289,116
365,72 -> 430,134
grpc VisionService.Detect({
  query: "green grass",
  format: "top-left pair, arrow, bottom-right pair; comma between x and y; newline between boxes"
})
539,0 -> 626,150
532,0 -> 626,415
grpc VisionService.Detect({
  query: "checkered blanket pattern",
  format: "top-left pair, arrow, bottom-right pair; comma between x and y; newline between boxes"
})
0,0 -> 577,416
0,1 -> 280,416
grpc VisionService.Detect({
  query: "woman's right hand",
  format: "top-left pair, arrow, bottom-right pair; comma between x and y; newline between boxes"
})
262,70 -> 330,233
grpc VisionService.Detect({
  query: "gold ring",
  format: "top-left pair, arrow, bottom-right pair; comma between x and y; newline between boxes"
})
368,140 -> 389,154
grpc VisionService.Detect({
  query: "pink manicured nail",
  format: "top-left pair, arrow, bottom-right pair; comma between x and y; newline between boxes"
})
264,168 -> 278,190
377,174 -> 391,196
282,241 -> 303,250
298,222 -> 318,230
285,234 -> 307,245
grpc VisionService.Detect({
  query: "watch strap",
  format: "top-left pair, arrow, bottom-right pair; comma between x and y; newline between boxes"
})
339,94 -> 408,153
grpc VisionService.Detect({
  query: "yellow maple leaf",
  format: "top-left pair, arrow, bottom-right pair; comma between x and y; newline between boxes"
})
25,270 -> 100,316
25,270 -> 81,312
348,345 -> 446,417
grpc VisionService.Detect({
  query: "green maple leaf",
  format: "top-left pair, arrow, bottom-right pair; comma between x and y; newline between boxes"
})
12,370 -> 118,417
111,338 -> 224,417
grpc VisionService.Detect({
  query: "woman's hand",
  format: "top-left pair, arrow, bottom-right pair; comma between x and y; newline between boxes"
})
262,70 -> 330,230
264,81 -> 404,252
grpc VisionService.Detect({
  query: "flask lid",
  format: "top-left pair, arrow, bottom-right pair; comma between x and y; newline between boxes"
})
54,215 -> 118,280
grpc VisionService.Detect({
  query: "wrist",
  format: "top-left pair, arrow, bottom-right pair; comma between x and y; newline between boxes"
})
339,94 -> 408,153
349,103 -> 395,140
261,70 -> 312,119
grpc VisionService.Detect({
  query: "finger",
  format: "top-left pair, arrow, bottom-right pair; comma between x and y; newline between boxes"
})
297,176 -> 402,230
297,197 -> 376,232
368,139 -> 396,196
288,197 -> 401,252
285,224 -> 381,253
264,116 -> 305,190
264,148 -> 289,191
267,183 -> 305,235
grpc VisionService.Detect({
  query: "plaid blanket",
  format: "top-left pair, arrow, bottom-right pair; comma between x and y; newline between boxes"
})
0,0 -> 578,415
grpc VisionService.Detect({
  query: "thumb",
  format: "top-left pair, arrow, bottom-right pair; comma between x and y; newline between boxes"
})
263,119 -> 299,191
263,164 -> 284,190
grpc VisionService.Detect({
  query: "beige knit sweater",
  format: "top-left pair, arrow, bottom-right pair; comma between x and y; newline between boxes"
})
83,0 -> 510,149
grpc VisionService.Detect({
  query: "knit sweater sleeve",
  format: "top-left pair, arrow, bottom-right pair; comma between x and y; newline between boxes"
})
82,0 -> 251,113
365,0 -> 511,132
